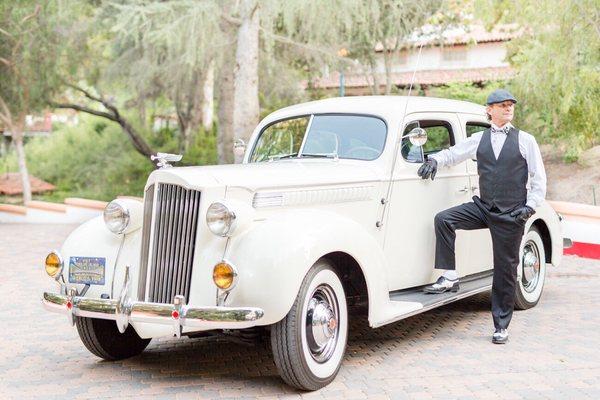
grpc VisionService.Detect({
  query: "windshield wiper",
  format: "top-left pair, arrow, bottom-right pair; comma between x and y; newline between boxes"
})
269,152 -> 299,161
300,152 -> 338,159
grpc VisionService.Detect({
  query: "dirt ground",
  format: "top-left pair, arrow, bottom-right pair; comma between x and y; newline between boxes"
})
542,144 -> 600,205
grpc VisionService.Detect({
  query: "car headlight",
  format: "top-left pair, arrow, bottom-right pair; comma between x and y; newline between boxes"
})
104,200 -> 130,234
45,251 -> 63,279
206,202 -> 236,236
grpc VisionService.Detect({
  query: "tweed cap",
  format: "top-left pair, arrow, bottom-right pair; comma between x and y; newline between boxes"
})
486,89 -> 517,105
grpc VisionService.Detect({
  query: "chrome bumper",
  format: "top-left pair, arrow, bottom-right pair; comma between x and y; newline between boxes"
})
42,266 -> 264,337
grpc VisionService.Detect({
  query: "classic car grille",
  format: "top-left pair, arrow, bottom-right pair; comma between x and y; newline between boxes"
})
137,184 -> 155,301
139,183 -> 201,304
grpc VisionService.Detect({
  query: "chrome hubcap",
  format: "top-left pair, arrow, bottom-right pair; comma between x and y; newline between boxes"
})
306,284 -> 339,363
522,241 -> 540,293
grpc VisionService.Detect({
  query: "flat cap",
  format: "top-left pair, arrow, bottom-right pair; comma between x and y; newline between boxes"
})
486,89 -> 517,105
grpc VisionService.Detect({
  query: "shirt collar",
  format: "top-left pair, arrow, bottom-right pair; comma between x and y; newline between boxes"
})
491,122 -> 513,131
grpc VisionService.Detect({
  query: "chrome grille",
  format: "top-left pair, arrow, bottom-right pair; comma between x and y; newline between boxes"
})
137,184 -> 155,301
145,183 -> 201,304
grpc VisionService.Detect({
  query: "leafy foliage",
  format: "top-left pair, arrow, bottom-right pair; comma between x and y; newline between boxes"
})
1,115 -> 217,202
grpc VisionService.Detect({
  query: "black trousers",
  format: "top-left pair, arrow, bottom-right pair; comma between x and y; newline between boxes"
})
434,196 -> 526,330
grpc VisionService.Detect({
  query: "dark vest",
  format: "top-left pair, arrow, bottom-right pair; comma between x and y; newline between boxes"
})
476,127 -> 528,212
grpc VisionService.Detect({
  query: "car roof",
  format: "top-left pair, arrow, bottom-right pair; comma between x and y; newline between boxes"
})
262,95 -> 486,125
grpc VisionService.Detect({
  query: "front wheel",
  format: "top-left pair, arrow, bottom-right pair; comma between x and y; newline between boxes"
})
515,227 -> 546,310
271,259 -> 348,391
75,317 -> 151,361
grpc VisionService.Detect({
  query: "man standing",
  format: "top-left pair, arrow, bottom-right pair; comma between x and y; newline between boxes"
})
417,89 -> 547,344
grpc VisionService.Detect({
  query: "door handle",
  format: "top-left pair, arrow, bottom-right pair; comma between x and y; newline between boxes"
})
458,186 -> 469,193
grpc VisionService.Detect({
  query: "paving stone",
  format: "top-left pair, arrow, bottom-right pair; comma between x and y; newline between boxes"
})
1,224 -> 599,399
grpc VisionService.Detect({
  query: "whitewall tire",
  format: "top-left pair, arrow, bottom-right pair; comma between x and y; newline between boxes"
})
515,227 -> 546,310
271,259 -> 348,391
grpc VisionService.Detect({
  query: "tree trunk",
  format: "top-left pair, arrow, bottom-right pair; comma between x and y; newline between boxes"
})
232,0 -> 259,164
217,53 -> 235,164
12,119 -> 32,203
202,60 -> 215,132
383,50 -> 393,95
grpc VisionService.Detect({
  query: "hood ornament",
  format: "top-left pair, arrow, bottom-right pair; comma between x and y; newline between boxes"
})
151,152 -> 183,169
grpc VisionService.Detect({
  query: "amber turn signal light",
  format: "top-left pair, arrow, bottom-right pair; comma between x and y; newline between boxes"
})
45,251 -> 63,278
212,262 -> 237,290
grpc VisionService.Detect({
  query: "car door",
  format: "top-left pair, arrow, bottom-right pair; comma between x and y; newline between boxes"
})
383,112 -> 472,291
456,113 -> 494,275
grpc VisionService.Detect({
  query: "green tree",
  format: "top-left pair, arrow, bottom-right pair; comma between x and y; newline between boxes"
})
476,0 -> 600,161
0,2 -> 63,202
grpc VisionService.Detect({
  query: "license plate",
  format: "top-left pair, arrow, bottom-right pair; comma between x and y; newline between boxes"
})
69,256 -> 106,285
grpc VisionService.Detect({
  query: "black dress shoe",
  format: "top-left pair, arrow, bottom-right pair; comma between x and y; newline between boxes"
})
423,276 -> 460,294
492,329 -> 508,344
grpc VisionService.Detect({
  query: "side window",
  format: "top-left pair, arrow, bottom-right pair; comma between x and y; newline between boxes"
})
466,121 -> 490,137
401,120 -> 455,163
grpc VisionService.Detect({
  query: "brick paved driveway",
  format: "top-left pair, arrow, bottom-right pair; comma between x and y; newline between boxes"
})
1,224 -> 600,399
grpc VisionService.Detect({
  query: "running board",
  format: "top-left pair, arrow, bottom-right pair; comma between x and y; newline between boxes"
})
376,271 -> 493,327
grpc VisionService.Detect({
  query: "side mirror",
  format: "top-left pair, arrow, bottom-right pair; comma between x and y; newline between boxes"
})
233,139 -> 246,157
403,127 -> 428,147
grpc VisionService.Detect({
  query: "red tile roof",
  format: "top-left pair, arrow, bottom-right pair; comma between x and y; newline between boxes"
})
374,23 -> 523,51
311,66 -> 515,89
0,173 -> 55,195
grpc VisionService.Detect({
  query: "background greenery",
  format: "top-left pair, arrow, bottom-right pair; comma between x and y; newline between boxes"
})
1,115 -> 217,201
1,0 -> 598,204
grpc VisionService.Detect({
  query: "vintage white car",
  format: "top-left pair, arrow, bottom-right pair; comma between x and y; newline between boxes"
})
42,96 -> 564,390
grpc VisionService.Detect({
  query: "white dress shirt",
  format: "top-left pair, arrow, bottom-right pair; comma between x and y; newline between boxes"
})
430,122 -> 547,209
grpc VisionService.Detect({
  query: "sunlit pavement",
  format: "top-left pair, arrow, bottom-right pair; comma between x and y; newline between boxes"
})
2,224 -> 599,399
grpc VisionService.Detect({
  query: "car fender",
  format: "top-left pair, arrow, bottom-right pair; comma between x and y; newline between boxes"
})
223,208 -> 390,326
526,201 -> 563,267
58,216 -> 143,299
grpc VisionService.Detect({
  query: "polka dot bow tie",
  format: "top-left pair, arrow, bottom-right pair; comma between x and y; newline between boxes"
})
491,126 -> 510,135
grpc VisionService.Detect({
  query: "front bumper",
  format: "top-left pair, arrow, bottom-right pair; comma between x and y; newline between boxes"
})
42,266 -> 264,337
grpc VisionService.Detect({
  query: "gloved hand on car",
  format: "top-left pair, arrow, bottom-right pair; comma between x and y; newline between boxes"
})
417,157 -> 438,180
510,205 -> 536,223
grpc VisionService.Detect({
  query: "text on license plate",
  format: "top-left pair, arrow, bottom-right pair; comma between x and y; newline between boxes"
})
69,256 -> 106,285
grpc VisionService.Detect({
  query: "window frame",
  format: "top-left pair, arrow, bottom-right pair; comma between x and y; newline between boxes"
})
465,121 -> 491,138
249,113 -> 389,163
400,118 -> 456,163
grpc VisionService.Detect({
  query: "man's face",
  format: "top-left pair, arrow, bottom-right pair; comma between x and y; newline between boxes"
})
486,100 -> 515,125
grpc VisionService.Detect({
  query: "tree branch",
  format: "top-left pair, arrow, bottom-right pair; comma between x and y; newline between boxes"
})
50,84 -> 158,163
50,102 -> 118,122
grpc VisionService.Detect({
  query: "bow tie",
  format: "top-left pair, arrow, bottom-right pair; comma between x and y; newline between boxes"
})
491,126 -> 510,135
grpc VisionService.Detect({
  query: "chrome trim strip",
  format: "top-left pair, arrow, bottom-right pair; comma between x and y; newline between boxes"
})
137,184 -> 154,301
298,114 -> 314,156
253,185 -> 374,208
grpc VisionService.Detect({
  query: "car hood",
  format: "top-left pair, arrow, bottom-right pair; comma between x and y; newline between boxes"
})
149,160 -> 381,192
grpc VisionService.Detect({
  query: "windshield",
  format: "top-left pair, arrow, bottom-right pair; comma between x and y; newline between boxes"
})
249,114 -> 387,162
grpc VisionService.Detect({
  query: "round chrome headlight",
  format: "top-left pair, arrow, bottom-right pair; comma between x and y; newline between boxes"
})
103,200 -> 130,234
206,202 -> 236,236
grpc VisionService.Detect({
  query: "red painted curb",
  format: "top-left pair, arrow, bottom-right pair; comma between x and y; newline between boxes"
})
564,242 -> 600,260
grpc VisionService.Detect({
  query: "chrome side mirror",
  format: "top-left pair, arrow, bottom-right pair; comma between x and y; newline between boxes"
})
402,127 -> 428,146
233,139 -> 246,157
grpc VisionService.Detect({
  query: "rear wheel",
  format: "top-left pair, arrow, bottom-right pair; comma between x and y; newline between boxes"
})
271,259 -> 348,391
75,317 -> 151,361
515,227 -> 546,310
